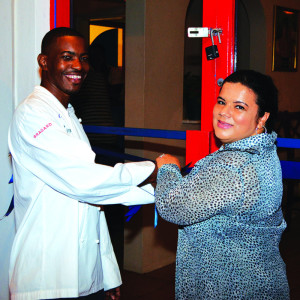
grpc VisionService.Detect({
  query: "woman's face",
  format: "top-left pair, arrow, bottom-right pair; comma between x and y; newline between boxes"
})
213,82 -> 267,144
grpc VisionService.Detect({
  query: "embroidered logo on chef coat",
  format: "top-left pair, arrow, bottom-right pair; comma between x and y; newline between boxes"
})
33,123 -> 52,138
58,113 -> 72,134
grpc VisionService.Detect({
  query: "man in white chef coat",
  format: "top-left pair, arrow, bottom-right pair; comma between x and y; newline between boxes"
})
8,27 -> 155,300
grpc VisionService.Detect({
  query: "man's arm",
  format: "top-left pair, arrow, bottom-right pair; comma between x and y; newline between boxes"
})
9,101 -> 155,205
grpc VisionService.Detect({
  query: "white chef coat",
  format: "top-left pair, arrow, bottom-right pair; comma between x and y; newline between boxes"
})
8,86 -> 155,300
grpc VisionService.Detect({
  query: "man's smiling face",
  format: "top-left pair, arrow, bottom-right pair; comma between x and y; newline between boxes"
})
39,35 -> 89,101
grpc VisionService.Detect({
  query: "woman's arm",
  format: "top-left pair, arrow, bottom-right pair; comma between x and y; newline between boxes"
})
155,157 -> 245,226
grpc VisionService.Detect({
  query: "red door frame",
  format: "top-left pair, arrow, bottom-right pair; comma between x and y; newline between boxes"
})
186,0 -> 236,166
50,0 -> 70,29
50,0 -> 235,166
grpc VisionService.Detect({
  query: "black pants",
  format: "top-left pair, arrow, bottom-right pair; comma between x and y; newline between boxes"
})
42,289 -> 105,300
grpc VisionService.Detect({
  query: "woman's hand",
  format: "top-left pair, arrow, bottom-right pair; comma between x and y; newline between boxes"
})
156,154 -> 181,169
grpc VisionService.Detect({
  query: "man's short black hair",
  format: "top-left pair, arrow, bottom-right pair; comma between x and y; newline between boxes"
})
41,27 -> 84,55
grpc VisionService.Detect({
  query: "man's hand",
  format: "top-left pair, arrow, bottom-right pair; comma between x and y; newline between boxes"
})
105,287 -> 121,300
156,154 -> 181,169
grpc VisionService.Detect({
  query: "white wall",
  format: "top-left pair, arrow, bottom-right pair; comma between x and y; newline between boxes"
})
0,2 -> 15,299
0,0 -> 49,298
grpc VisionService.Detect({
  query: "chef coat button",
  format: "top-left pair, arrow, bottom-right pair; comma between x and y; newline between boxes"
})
96,239 -> 100,244
78,118 -> 82,123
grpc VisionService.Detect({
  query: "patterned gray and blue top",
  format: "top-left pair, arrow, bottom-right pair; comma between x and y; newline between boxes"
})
155,132 -> 289,299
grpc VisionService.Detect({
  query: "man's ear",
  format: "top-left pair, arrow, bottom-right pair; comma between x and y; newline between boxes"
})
37,54 -> 48,71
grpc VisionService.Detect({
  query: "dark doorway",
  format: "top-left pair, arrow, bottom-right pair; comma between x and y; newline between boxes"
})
183,0 -> 203,123
71,0 -> 126,270
235,0 -> 266,73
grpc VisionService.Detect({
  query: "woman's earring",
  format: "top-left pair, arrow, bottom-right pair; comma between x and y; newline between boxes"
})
263,125 -> 267,133
256,126 -> 267,134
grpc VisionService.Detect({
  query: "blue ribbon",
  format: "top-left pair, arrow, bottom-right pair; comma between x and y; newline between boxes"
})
124,205 -> 158,227
92,146 -> 152,163
5,125 -> 300,224
1,196 -> 14,220
84,125 -> 186,140
125,205 -> 142,222
154,205 -> 158,228
1,175 -> 14,221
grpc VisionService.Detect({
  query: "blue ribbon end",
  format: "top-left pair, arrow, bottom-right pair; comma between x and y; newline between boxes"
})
125,205 -> 142,222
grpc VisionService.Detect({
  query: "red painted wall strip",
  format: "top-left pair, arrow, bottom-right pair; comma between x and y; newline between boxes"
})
186,0 -> 235,165
201,0 -> 235,134
186,131 -> 210,166
50,0 -> 55,29
56,0 -> 70,27
50,0 -> 70,29
201,0 -> 235,153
